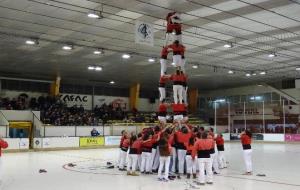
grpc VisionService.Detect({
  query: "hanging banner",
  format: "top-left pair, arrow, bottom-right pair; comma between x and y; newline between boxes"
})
59,93 -> 92,110
135,21 -> 154,46
285,134 -> 300,142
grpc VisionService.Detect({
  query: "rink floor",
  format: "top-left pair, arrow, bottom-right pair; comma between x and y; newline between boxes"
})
2,142 -> 300,190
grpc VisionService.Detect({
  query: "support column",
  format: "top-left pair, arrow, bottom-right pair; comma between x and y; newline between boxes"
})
188,88 -> 198,113
129,83 -> 140,111
50,76 -> 61,96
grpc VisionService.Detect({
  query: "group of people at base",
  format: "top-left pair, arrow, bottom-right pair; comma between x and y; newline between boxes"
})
118,123 -> 253,184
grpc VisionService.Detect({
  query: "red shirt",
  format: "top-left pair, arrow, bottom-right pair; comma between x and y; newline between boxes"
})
158,103 -> 167,113
168,44 -> 185,55
170,74 -> 182,83
192,139 -> 211,159
120,136 -> 125,147
215,136 -> 224,146
172,103 -> 185,113
175,131 -> 192,145
186,144 -> 194,154
159,75 -> 169,84
0,139 -> 8,157
121,139 -> 129,149
241,134 -> 251,145
142,139 -> 153,149
161,47 -> 169,57
131,139 -> 142,154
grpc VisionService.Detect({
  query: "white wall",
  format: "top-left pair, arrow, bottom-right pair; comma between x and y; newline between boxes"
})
283,88 -> 300,100
44,126 -> 76,137
0,126 -> 8,137
3,138 -> 29,150
0,110 -> 40,121
263,134 -> 284,142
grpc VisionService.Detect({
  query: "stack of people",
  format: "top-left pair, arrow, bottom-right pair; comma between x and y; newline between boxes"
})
116,11 -> 254,185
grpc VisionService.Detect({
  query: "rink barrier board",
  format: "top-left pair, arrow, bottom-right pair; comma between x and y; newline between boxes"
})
2,134 -> 299,152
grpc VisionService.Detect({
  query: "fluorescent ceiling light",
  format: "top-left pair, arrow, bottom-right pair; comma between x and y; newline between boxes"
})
228,70 -> 234,74
296,67 -> 300,71
25,40 -> 36,45
246,73 -> 251,77
87,13 -> 99,18
62,45 -> 72,50
88,66 -> 95,70
93,49 -> 103,55
268,53 -> 276,58
122,54 -> 131,59
260,71 -> 266,75
110,81 -> 115,84
148,58 -> 155,63
95,66 -> 102,71
192,65 -> 198,69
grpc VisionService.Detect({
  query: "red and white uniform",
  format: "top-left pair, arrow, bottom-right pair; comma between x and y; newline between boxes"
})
192,138 -> 213,184
172,103 -> 185,122
160,47 -> 169,76
158,103 -> 168,123
168,43 -> 185,69
181,74 -> 188,103
186,144 -> 197,174
158,75 -> 169,102
216,136 -> 226,168
208,132 -> 220,174
170,74 -> 183,104
140,139 -> 153,173
175,131 -> 192,174
119,138 -> 129,169
165,12 -> 182,45
0,139 -> 8,181
241,134 -> 252,173
127,140 -> 142,173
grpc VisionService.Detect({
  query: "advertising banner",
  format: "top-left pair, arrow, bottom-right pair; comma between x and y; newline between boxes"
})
59,93 -> 92,110
105,136 -> 121,146
285,134 -> 300,142
80,137 -> 105,147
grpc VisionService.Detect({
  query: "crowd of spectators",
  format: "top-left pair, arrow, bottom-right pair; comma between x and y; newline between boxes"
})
0,94 -> 157,126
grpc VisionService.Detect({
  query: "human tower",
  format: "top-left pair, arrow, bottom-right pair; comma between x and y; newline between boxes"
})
118,12 -> 229,186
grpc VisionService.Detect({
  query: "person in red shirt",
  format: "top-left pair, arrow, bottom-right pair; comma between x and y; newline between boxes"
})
172,103 -> 185,125
157,132 -> 172,182
127,134 -> 141,176
168,40 -> 185,71
158,100 -> 169,125
165,12 -> 182,45
185,137 -> 197,179
170,70 -> 183,104
193,132 -> 213,185
216,134 -> 227,169
158,75 -> 169,102
160,47 -> 170,76
208,128 -> 220,175
150,126 -> 161,172
140,133 -> 153,174
0,138 -> 8,182
174,125 -> 192,178
240,130 -> 253,175
119,132 -> 129,171
118,130 -> 127,168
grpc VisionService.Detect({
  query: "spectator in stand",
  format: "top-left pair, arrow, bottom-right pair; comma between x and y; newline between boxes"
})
91,128 -> 100,136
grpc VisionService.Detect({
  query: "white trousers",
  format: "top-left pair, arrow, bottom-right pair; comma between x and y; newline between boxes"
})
198,158 -> 213,183
210,153 -> 220,173
243,149 -> 252,172
0,157 -> 2,181
218,151 -> 226,168
150,148 -> 160,170
119,149 -> 127,169
138,155 -> 142,170
173,85 -> 183,104
158,156 -> 170,180
158,116 -> 166,124
160,59 -> 167,76
182,86 -> 188,104
181,58 -> 186,73
171,147 -> 177,173
127,154 -> 138,172
158,87 -> 166,102
177,149 -> 187,174
186,155 -> 197,174
173,55 -> 182,68
141,152 -> 152,172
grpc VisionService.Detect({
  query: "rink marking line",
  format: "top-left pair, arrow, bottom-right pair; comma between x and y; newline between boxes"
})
221,174 -> 300,187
